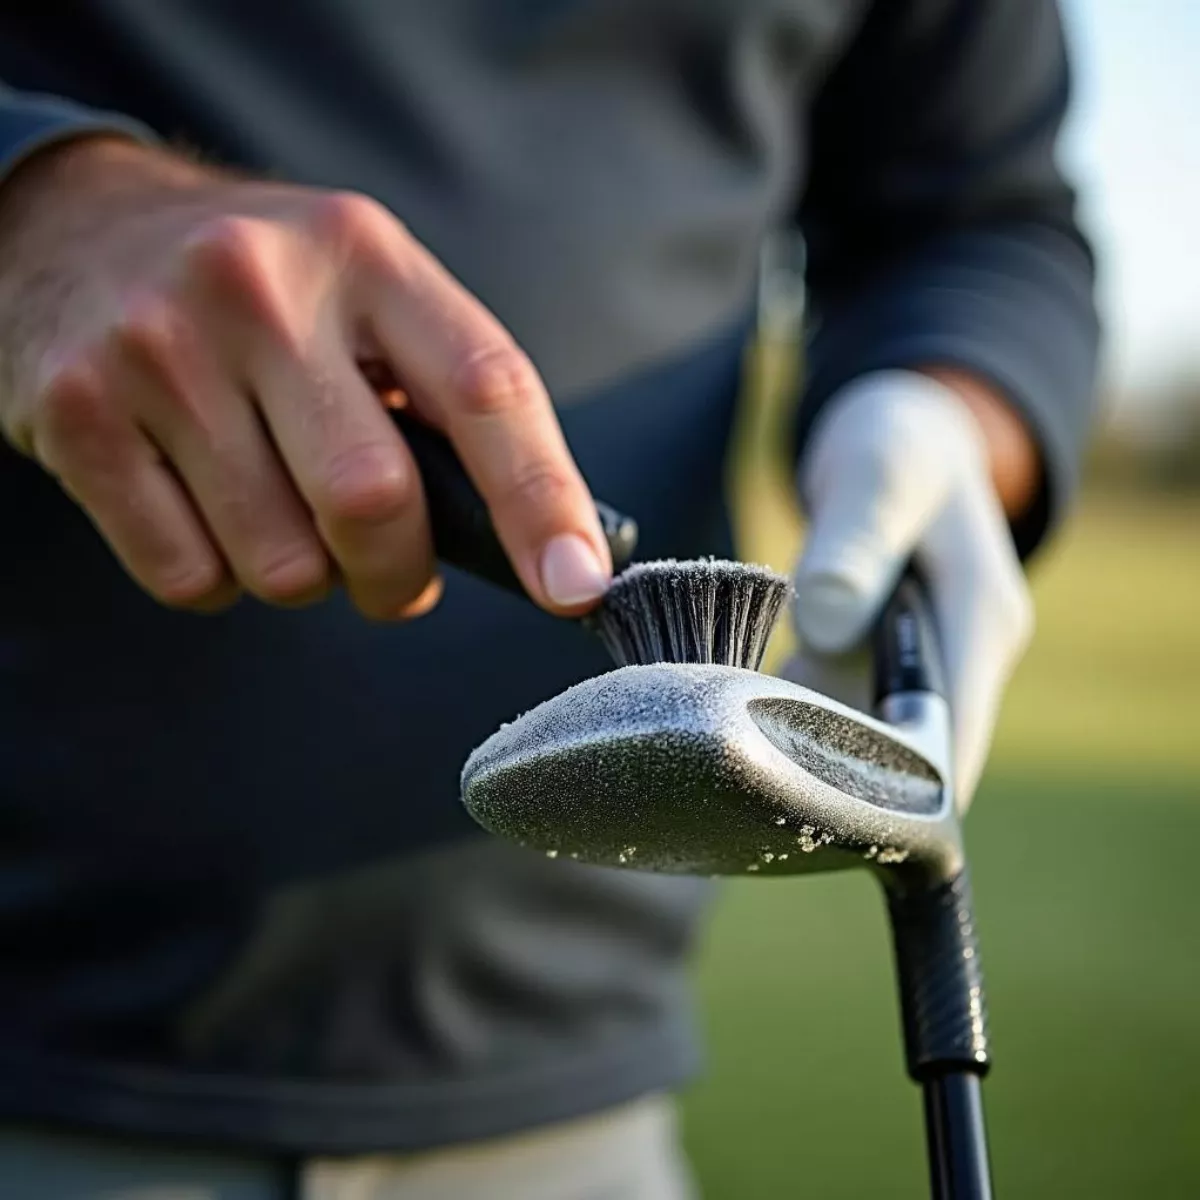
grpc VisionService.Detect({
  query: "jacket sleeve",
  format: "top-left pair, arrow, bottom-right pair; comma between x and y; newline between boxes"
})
0,85 -> 157,189
795,0 -> 1101,557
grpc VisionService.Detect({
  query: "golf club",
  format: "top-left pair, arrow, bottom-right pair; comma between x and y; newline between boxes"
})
386,415 -> 994,1197
463,571 -> 994,1199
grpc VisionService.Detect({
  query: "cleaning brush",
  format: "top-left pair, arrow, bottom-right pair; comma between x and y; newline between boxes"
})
588,558 -> 792,671
382,404 -> 789,673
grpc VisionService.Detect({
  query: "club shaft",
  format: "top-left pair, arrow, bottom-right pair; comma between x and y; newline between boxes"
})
922,1072 -> 993,1200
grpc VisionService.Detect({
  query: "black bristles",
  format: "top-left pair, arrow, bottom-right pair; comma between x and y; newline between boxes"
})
589,558 -> 792,671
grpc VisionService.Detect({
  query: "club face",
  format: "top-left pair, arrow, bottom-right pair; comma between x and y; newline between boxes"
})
462,664 -> 964,881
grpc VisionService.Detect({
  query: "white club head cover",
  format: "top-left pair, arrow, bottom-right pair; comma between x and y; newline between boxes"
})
787,370 -> 1034,811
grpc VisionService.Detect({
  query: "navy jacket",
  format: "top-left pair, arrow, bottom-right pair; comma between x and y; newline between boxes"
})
0,0 -> 1098,1152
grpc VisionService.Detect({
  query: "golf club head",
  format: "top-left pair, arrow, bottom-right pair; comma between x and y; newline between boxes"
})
462,663 -> 963,883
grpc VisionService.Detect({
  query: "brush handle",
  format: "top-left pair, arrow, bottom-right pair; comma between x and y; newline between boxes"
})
390,407 -> 639,599
872,565 -> 945,704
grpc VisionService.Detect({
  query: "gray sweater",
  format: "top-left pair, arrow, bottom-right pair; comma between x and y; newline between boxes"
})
0,0 -> 1098,1153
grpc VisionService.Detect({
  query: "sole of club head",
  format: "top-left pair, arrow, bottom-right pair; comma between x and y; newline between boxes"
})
462,663 -> 964,881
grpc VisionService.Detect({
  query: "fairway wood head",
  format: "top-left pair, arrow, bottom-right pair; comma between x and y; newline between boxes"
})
462,664 -> 963,882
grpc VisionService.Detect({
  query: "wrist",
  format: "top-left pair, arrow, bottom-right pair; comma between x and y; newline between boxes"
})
0,137 -> 216,442
915,366 -> 1041,521
6,133 -> 207,193
0,135 -> 213,247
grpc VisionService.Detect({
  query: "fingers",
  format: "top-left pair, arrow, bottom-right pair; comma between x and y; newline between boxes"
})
923,481 -> 1034,809
18,187 -> 595,622
794,373 -> 960,654
165,200 -> 438,620
251,334 -> 437,620
791,371 -> 1035,812
397,574 -> 444,620
113,296 -> 334,609
32,360 -> 233,609
790,487 -> 1033,813
356,218 -> 611,613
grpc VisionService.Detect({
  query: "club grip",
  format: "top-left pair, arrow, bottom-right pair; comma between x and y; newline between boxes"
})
886,869 -> 990,1080
390,408 -> 639,599
873,566 -> 945,704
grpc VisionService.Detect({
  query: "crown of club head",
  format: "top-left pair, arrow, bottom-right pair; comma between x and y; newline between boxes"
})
461,664 -> 958,879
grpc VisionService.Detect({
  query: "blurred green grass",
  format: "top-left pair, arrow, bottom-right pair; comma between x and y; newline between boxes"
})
680,340 -> 1200,1198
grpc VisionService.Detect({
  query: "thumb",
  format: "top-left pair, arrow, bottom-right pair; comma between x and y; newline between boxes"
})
794,373 -> 958,654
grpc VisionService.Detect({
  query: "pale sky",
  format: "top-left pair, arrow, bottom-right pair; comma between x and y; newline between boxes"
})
1059,1 -> 1200,405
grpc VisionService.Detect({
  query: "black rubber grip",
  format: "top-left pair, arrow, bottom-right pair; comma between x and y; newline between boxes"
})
886,869 -> 990,1081
390,408 -> 639,599
873,565 -> 945,705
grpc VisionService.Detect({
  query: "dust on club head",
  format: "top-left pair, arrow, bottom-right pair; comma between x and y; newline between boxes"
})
462,665 -> 963,881
588,558 -> 792,671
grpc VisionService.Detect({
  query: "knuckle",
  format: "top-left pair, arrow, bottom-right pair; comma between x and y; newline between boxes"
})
153,556 -> 228,609
184,215 -> 296,340
36,359 -> 113,452
108,313 -> 221,437
184,215 -> 274,289
502,459 -> 575,516
1003,581 -> 1035,651
110,293 -> 194,387
308,190 -> 395,253
321,443 -> 417,525
449,343 -> 543,418
248,544 -> 330,605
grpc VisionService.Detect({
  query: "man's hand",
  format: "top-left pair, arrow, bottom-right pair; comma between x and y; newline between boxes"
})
786,370 -> 1037,809
0,137 -> 613,618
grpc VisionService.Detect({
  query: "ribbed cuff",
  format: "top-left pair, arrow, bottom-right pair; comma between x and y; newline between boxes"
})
797,224 -> 1100,559
0,92 -> 160,192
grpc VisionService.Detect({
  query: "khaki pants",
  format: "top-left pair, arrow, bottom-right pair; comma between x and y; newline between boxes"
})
0,1095 -> 695,1199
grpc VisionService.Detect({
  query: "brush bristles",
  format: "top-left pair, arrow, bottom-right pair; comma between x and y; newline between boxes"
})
590,559 -> 792,670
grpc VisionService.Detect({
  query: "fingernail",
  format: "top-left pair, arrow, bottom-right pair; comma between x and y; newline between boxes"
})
540,533 -> 610,607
